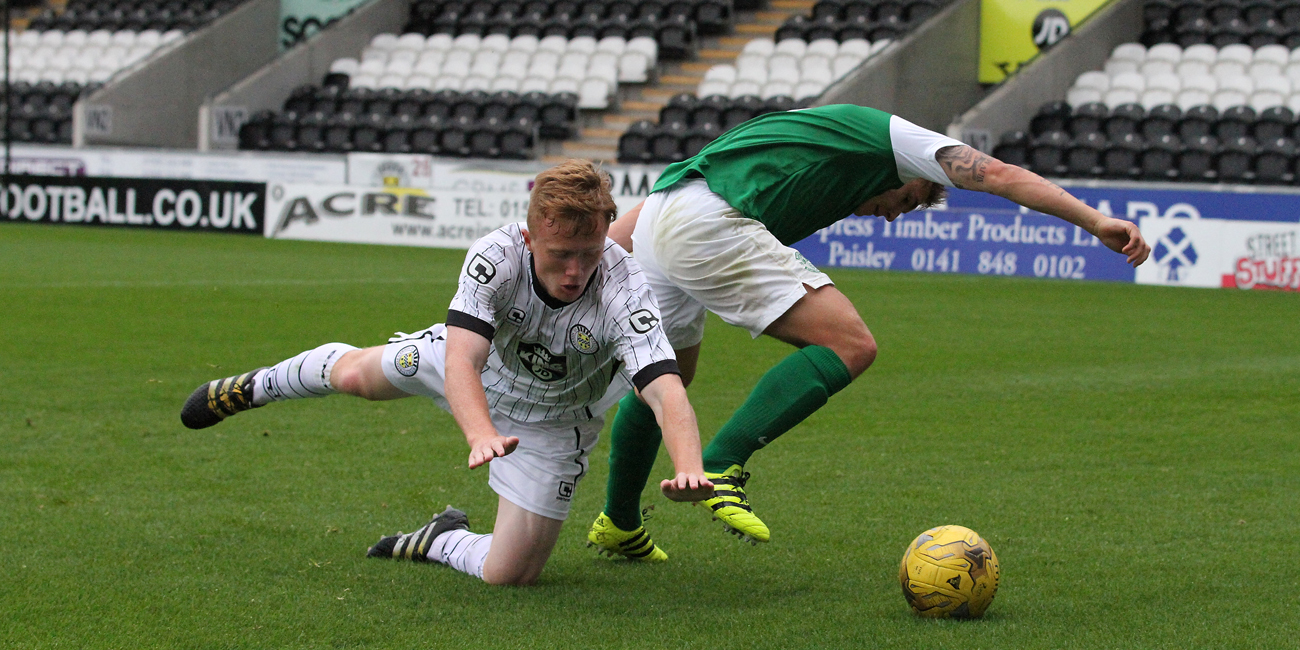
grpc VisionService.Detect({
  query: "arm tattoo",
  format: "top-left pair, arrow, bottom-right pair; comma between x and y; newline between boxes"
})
935,145 -> 992,189
1036,175 -> 1068,198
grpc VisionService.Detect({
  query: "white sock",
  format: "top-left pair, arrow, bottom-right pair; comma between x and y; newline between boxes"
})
251,343 -> 357,406
427,530 -> 492,580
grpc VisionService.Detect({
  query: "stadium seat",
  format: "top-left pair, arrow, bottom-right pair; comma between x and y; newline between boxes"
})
1254,136 -> 1297,183
1254,105 -> 1296,140
1068,102 -> 1109,136
1179,104 -> 1220,139
1142,103 -> 1183,139
1140,133 -> 1181,179
1066,131 -> 1107,177
1028,130 -> 1070,175
1102,133 -> 1145,178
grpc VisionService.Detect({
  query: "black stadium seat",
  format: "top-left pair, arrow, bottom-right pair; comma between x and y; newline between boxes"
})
1066,132 -> 1107,177
1102,133 -> 1144,178
1105,103 -> 1146,139
1254,137 -> 1297,183
1254,106 -> 1295,141
1030,101 -> 1071,136
1217,135 -> 1257,182
1028,130 -> 1070,176
1178,135 -> 1219,182
1141,104 -> 1182,140
1068,102 -> 1108,137
618,119 -> 657,163
1179,104 -> 1219,140
993,130 -> 1029,167
1140,134 -> 1181,180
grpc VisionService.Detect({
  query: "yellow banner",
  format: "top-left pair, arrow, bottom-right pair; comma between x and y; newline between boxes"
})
979,0 -> 1114,83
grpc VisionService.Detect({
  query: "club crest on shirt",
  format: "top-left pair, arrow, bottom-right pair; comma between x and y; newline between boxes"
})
516,342 -> 568,381
467,254 -> 496,284
394,345 -> 420,377
568,324 -> 598,354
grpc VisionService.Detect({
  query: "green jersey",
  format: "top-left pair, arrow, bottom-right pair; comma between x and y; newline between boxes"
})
651,104 -> 959,245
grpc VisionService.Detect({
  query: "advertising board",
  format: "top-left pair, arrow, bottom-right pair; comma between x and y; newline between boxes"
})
265,182 -> 528,248
2,175 -> 265,234
1137,218 -> 1300,291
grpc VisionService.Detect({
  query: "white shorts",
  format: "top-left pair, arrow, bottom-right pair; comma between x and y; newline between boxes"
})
633,179 -> 834,347
381,325 -> 603,521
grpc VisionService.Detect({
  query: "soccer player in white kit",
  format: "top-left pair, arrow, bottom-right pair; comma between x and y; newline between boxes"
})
180,160 -> 713,585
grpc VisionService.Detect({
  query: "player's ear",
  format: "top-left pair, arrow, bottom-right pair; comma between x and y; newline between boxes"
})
521,227 -> 532,250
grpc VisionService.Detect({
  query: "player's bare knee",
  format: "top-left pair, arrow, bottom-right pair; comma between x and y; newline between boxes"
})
329,351 -> 376,399
839,330 -> 877,378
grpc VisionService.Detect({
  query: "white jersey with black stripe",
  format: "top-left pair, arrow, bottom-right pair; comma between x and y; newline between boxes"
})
447,223 -> 677,424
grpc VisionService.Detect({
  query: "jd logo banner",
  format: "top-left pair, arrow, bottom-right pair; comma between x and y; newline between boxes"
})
516,342 -> 568,382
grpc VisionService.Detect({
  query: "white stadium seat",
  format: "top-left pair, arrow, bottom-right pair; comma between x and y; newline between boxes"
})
627,36 -> 657,67
370,33 -> 399,51
578,78 -> 611,109
426,34 -> 454,51
806,38 -> 839,59
618,51 -> 650,83
1140,89 -> 1175,109
1140,59 -> 1175,77
1074,71 -> 1110,92
1102,88 -> 1140,107
1110,71 -> 1146,92
762,80 -> 795,98
568,36 -> 598,54
1217,44 -> 1253,65
1110,42 -> 1146,62
1104,59 -> 1140,75
839,38 -> 871,59
1255,44 -> 1289,66
1175,89 -> 1211,110
698,78 -> 731,97
1182,44 -> 1217,64
481,34 -> 511,52
742,39 -> 775,57
397,32 -> 427,50
597,36 -> 627,55
509,35 -> 539,53
1146,42 -> 1182,63
1066,87 -> 1103,107
1211,89 -> 1249,110
775,38 -> 808,57
794,80 -> 826,99
1146,73 -> 1181,93
729,79 -> 762,97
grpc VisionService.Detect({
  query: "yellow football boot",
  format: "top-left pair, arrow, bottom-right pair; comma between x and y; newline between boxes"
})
587,512 -> 668,561
702,465 -> 770,544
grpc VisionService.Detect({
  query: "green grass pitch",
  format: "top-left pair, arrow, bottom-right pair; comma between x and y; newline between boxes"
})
3,222 -> 1298,649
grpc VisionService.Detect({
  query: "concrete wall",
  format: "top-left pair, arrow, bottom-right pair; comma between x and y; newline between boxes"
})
73,0 -> 281,148
946,0 -> 1144,151
199,0 -> 408,150
817,0 -> 986,132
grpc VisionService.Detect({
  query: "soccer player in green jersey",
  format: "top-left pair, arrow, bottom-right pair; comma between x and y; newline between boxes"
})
587,104 -> 1152,549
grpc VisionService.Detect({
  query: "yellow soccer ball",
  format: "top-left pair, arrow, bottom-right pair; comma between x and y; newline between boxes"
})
899,525 -> 1000,618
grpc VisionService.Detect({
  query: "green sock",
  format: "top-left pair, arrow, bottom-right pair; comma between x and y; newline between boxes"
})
703,345 -> 852,473
603,392 -> 662,530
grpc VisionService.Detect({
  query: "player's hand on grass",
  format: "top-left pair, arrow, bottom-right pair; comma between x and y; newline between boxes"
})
660,473 -> 714,502
467,435 -> 519,469
1096,217 -> 1151,267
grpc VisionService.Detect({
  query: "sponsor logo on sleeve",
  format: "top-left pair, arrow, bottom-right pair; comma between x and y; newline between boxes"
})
467,254 -> 497,284
568,324 -> 598,354
629,309 -> 659,334
394,345 -> 420,377
516,342 -> 568,381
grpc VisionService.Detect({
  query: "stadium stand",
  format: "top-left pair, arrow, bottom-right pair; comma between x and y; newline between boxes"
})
26,0 -> 250,33
400,0 -> 722,61
993,2 -> 1300,184
617,0 -> 950,163
3,28 -> 186,143
238,28 -> 651,157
